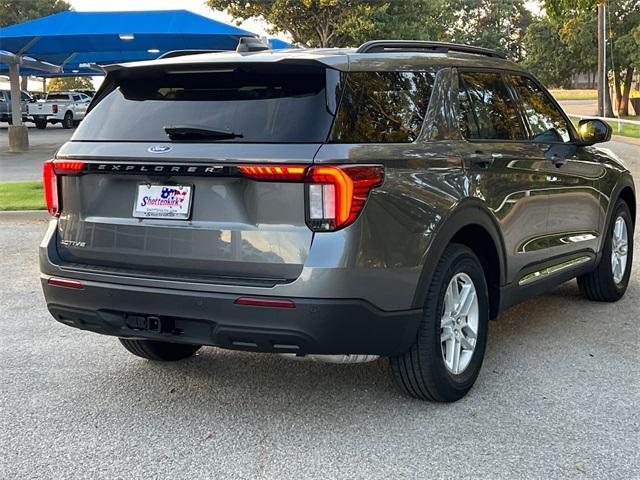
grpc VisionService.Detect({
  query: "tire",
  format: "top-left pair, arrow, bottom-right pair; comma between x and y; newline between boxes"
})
72,120 -> 81,128
389,244 -> 490,402
578,199 -> 634,302
119,338 -> 201,361
34,119 -> 47,129
62,111 -> 74,129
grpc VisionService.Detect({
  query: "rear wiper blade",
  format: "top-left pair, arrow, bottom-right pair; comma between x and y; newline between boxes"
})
163,125 -> 243,141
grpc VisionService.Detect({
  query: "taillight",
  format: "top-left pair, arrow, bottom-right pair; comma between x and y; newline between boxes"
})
238,165 -> 306,181
237,163 -> 384,232
42,160 -> 85,217
52,104 -> 58,114
305,165 -> 384,231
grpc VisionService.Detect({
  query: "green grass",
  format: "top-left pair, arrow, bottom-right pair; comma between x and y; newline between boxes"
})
549,89 -> 598,101
612,122 -> 640,139
0,182 -> 46,211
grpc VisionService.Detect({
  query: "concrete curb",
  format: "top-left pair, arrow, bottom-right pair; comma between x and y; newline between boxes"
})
0,210 -> 49,222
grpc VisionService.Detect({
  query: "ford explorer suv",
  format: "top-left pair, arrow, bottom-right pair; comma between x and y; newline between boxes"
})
40,40 -> 635,402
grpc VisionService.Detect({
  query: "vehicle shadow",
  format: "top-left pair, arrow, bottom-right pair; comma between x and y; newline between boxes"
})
60,276 -> 637,420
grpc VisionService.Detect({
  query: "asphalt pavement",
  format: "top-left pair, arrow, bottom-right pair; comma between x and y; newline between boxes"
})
1,123 -> 639,479
1,201 -> 639,478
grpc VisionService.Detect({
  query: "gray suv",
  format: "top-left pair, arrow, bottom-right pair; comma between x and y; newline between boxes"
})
40,41 -> 635,402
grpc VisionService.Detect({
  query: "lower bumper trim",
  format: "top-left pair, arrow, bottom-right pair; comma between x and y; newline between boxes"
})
42,276 -> 422,356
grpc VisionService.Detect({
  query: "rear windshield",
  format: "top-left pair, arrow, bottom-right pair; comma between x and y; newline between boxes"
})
46,93 -> 70,101
75,66 -> 437,144
73,64 -> 336,143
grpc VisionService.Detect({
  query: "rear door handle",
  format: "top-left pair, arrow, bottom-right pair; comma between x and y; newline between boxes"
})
464,151 -> 495,168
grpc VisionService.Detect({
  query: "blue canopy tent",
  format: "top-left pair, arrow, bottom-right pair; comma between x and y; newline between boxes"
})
0,9 -> 292,149
0,10 -> 273,76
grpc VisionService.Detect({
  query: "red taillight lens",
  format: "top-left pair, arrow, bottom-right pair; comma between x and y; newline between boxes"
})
52,160 -> 85,174
306,165 -> 384,231
43,160 -> 59,216
237,163 -> 383,232
42,160 -> 85,217
52,104 -> 58,114
238,165 -> 306,181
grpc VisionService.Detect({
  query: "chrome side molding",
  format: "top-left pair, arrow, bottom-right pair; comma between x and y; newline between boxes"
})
519,256 -> 591,286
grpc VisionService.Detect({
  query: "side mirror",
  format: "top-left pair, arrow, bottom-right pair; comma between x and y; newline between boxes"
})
578,119 -> 612,146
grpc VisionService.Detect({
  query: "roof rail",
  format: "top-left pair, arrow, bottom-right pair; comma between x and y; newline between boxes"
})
356,40 -> 505,59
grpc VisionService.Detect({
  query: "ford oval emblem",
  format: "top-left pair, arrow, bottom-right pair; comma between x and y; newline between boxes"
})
148,145 -> 172,154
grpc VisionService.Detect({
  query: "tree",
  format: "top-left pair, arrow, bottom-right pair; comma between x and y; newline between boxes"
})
0,0 -> 71,28
206,0 -> 452,48
47,76 -> 94,92
544,0 -> 639,116
448,0 -> 533,61
523,18 -> 573,87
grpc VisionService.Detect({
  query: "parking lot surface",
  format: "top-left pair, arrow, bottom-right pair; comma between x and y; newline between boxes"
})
1,127 -> 639,479
0,215 -> 638,479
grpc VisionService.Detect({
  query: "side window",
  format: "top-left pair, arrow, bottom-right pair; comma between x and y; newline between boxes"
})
508,75 -> 571,143
330,71 -> 436,143
73,94 -> 82,102
458,72 -> 525,141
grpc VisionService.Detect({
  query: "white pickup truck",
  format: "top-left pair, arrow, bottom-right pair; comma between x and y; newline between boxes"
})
28,91 -> 91,129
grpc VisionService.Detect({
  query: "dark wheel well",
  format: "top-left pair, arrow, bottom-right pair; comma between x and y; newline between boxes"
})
618,187 -> 636,226
450,225 -> 501,319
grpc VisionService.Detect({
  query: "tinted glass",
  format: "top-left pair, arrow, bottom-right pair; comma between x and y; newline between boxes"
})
74,65 -> 334,143
509,75 -> 571,143
330,71 -> 435,143
47,93 -> 70,101
458,72 -> 525,140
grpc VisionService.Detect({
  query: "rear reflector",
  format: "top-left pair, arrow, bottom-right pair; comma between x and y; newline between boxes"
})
234,297 -> 296,309
48,277 -> 84,289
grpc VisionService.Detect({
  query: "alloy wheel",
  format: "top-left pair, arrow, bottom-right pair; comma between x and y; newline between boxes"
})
611,216 -> 629,285
440,272 -> 479,375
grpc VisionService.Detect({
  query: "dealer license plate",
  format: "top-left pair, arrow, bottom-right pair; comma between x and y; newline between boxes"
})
133,184 -> 193,219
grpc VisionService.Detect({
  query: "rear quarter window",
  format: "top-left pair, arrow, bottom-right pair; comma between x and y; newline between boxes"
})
330,71 -> 436,143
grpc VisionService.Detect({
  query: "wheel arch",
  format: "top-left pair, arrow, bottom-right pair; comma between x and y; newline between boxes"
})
411,201 -> 507,319
618,185 -> 636,226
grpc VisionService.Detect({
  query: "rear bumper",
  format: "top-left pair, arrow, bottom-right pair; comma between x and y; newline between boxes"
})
41,275 -> 422,356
